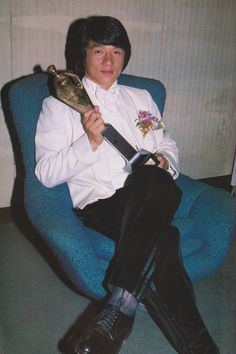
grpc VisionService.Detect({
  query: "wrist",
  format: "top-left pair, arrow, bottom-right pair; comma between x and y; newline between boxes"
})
88,135 -> 103,151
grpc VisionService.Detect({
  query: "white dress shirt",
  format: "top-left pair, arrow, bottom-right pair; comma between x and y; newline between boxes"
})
35,76 -> 179,209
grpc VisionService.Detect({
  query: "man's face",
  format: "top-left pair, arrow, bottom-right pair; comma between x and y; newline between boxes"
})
85,41 -> 125,90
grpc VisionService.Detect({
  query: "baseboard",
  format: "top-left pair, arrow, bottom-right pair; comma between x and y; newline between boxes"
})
0,207 -> 12,223
199,175 -> 232,192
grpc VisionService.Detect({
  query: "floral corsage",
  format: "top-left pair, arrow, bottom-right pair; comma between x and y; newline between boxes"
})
136,110 -> 164,137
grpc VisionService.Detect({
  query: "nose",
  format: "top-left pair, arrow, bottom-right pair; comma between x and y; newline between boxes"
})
103,51 -> 113,65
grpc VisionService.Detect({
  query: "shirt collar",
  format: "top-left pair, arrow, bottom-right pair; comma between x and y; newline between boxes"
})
82,76 -> 119,101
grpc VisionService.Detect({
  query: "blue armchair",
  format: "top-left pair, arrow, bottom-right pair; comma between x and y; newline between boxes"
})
7,72 -> 236,300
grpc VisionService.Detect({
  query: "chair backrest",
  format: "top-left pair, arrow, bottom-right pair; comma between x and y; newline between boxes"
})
9,73 -> 49,177
118,74 -> 166,116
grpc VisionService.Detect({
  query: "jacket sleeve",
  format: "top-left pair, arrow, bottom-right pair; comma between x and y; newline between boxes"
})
35,96 -> 101,188
146,90 -> 180,179
155,130 -> 180,179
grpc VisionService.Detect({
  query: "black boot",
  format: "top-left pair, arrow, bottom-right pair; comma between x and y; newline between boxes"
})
72,303 -> 134,354
143,226 -> 219,354
72,242 -> 160,354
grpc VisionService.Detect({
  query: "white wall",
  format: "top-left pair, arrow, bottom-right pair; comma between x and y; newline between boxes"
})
1,0 -> 236,207
0,0 -> 15,208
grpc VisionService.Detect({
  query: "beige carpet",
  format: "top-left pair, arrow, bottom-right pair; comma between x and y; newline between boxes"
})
0,221 -> 235,354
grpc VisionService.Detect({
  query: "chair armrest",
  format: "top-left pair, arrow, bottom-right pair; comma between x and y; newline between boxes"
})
183,185 -> 236,281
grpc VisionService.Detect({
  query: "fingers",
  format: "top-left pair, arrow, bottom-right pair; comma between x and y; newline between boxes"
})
155,153 -> 169,170
82,106 -> 104,131
82,106 -> 105,150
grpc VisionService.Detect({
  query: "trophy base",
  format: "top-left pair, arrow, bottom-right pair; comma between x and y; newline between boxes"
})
102,124 -> 159,174
124,149 -> 159,174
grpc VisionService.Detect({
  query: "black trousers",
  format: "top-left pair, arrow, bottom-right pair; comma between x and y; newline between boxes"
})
76,165 -> 219,353
77,165 -> 182,296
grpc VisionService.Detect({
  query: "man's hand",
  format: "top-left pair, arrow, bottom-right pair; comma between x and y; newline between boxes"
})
82,106 -> 105,150
155,153 -> 169,170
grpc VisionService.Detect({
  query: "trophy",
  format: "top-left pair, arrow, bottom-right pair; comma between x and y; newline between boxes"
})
47,65 -> 158,173
47,65 -> 93,114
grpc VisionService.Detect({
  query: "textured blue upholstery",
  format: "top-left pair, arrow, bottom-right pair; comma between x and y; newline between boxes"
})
8,72 -> 236,300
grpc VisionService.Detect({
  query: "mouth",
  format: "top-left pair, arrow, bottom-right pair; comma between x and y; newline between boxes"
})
101,70 -> 114,75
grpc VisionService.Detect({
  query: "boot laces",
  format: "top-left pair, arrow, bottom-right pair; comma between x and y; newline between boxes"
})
97,306 -> 120,333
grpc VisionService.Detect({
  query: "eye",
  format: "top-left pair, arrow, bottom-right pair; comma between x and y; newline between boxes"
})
114,48 -> 122,55
94,48 -> 103,55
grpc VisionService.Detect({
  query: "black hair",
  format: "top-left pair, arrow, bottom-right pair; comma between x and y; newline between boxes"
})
65,16 -> 131,77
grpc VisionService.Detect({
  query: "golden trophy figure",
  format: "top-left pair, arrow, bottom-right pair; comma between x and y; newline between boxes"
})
47,65 -> 93,114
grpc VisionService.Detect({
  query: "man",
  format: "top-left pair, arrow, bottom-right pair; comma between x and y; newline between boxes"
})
35,15 -> 219,354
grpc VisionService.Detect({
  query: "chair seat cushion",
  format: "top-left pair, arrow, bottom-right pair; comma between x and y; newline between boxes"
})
88,229 -> 115,261
172,217 -> 195,239
175,175 -> 208,218
181,237 -> 204,258
172,217 -> 203,257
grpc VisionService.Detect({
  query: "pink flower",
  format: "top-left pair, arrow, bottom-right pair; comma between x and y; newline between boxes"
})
136,110 -> 164,137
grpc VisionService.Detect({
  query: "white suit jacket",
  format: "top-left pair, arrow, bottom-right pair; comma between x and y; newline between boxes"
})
35,77 -> 179,209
